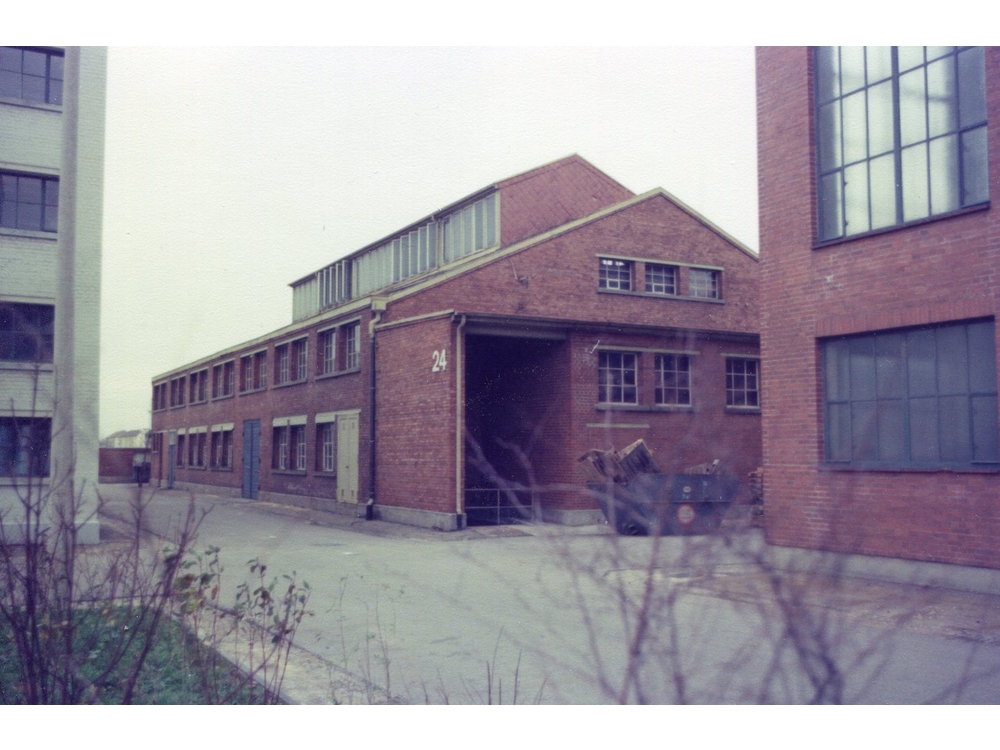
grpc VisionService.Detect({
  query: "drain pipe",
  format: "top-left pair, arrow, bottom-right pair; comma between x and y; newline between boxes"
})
455,314 -> 467,525
366,300 -> 386,520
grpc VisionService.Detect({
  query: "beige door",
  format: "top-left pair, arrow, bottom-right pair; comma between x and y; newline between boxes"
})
337,411 -> 359,503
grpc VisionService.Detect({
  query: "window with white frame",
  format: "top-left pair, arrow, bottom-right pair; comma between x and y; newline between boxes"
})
0,417 -> 50,477
273,427 -> 289,470
442,194 -> 498,263
189,370 -> 208,404
726,357 -> 760,408
345,323 -> 360,370
689,268 -> 720,299
599,258 -> 632,291
275,344 -> 290,385
599,351 -> 638,404
0,47 -> 63,105
816,47 -> 988,241
291,425 -> 307,471
319,329 -> 336,375
645,264 -> 678,295
317,422 -> 336,472
654,354 -> 692,405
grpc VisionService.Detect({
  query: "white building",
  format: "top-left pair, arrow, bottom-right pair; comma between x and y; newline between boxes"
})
0,47 -> 106,543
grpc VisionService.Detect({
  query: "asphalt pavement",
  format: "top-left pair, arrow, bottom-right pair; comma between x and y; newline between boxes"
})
97,483 -> 1000,704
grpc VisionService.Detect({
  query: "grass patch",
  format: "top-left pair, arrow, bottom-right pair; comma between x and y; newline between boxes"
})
0,608 -> 273,704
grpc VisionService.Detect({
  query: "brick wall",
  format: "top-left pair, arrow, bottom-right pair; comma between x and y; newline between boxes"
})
757,46 -> 1000,568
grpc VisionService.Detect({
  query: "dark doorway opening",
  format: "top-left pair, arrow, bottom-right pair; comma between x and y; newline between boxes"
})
464,333 -> 566,525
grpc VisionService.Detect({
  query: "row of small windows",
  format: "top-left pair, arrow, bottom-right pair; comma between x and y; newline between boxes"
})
294,193 -> 499,320
0,172 -> 59,233
0,47 -> 63,106
171,421 -> 340,475
154,322 -> 361,411
598,352 -> 759,409
174,429 -> 234,470
0,303 -> 54,363
816,46 -> 988,241
598,259 -> 722,300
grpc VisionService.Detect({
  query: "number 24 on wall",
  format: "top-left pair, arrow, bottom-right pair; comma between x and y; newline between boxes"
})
431,349 -> 448,372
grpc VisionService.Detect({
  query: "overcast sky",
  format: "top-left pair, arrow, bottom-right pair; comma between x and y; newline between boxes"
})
98,46 -> 759,437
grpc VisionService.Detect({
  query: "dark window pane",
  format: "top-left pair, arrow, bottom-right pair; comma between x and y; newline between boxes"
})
0,71 -> 19,98
939,395 -> 972,462
972,395 -> 1000,462
851,401 -> 878,462
907,328 -> 937,396
22,50 -> 46,76
961,126 -> 989,206
0,47 -> 21,72
875,333 -> 904,398
878,400 -> 905,462
849,336 -> 876,400
825,339 -> 850,401
936,324 -> 969,395
958,47 -> 986,127
967,319 -> 997,393
909,397 -> 940,462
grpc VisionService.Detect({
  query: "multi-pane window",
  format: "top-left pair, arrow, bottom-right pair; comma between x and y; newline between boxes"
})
318,422 -> 336,472
0,47 -> 63,105
240,350 -> 268,390
442,194 -> 498,263
345,324 -> 360,370
170,376 -> 186,407
645,264 -> 678,295
0,303 -> 54,362
599,351 -> 638,404
654,354 -> 692,405
689,269 -> 720,299
292,338 -> 308,381
726,358 -> 760,408
823,319 -> 999,467
599,259 -> 632,291
152,383 -> 168,412
275,344 -> 290,385
319,329 -> 336,375
189,370 -> 208,404
0,172 -> 59,233
273,427 -> 289,470
240,355 -> 253,392
291,425 -> 307,471
816,46 -> 988,241
212,362 -> 234,398
0,417 -> 50,477
211,429 -> 233,469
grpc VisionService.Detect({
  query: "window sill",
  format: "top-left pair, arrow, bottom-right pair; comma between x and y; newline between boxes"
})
211,394 -> 235,402
273,378 -> 308,390
597,288 -> 724,304
316,367 -> 362,381
239,386 -> 267,396
820,463 -> 1000,474
272,469 -> 307,476
596,403 -> 694,413
314,471 -> 338,478
725,406 -> 761,414
210,466 -> 233,473
0,226 -> 58,241
813,201 -> 990,250
0,95 -> 62,113
0,361 -> 54,372
189,399 -> 208,406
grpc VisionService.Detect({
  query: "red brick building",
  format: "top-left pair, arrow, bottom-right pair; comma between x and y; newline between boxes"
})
757,47 -> 1000,567
150,155 -> 760,530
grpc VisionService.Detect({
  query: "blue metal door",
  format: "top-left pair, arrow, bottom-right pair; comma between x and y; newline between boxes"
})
242,419 -> 261,499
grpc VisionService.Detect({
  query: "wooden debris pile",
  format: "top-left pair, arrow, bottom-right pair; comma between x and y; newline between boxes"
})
578,439 -> 660,484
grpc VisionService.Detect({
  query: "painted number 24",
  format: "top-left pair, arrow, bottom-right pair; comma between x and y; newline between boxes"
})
431,349 -> 448,372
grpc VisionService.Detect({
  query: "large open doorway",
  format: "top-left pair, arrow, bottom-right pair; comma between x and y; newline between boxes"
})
463,332 -> 568,525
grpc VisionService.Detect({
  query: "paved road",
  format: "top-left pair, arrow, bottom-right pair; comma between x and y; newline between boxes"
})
99,484 -> 1000,704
